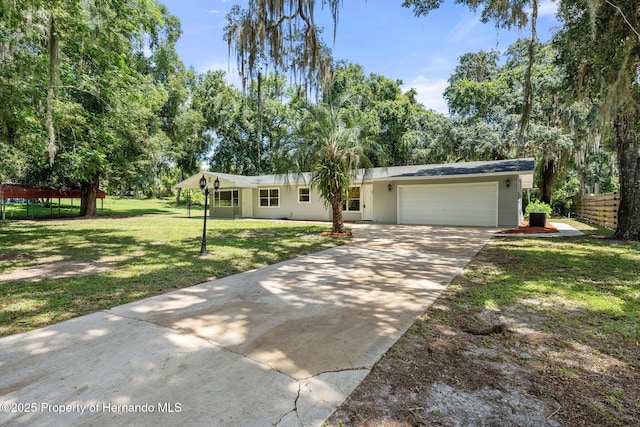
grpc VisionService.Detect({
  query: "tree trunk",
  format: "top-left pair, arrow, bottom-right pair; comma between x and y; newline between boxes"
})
540,158 -> 556,205
330,194 -> 345,234
613,114 -> 640,240
176,187 -> 182,205
176,170 -> 184,204
46,12 -> 58,165
79,173 -> 100,217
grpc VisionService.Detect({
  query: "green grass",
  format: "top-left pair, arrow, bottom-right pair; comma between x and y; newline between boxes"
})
0,200 -> 346,336
551,217 -> 615,237
1,195 -> 204,219
414,221 -> 639,425
456,229 -> 640,352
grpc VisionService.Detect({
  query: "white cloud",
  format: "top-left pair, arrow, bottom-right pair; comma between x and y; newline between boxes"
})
196,58 -> 243,88
401,76 -> 449,115
207,9 -> 224,15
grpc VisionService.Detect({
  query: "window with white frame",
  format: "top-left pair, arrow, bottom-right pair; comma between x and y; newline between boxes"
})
298,187 -> 310,203
214,190 -> 239,207
259,188 -> 279,207
342,186 -> 360,211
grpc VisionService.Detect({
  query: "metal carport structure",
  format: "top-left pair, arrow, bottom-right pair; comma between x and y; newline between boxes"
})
0,183 -> 106,220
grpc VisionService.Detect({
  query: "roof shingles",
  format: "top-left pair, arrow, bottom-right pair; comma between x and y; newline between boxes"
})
176,158 -> 535,189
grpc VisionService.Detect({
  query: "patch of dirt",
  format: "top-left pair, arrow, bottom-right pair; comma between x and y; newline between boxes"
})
0,254 -> 134,283
327,257 -> 639,427
0,252 -> 33,261
238,229 -> 276,238
496,220 -> 559,234
321,231 -> 353,237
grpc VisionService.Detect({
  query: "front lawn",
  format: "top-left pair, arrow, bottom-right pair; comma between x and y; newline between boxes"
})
1,194 -> 204,219
0,208 -> 345,336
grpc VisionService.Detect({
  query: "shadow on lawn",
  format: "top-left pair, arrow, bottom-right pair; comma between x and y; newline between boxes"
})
328,233 -> 639,427
444,235 -> 640,424
0,224 -> 472,425
1,205 -> 174,220
0,223 -> 340,336
471,236 -> 640,318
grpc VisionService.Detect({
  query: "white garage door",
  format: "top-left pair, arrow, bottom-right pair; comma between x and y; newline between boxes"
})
398,182 -> 498,226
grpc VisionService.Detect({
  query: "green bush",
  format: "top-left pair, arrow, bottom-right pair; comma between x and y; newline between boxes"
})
525,200 -> 552,217
551,172 -> 580,216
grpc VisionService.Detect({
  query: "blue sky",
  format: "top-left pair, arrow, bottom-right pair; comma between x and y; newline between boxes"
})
160,0 -> 560,114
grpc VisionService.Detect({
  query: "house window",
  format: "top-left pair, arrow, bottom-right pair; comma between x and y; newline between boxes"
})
259,188 -> 279,207
298,187 -> 310,203
342,186 -> 360,212
214,190 -> 239,207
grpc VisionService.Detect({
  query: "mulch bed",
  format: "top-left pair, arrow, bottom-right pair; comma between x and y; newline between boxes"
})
496,220 -> 559,234
321,231 -> 353,237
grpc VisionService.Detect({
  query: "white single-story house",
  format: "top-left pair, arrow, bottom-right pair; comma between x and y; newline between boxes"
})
176,158 -> 535,227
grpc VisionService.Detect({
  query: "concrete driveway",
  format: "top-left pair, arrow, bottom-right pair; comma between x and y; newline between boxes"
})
0,224 -> 495,426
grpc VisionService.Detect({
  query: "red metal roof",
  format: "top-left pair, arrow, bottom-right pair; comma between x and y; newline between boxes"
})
0,184 -> 105,199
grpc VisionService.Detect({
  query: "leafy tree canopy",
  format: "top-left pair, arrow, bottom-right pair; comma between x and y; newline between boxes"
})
224,0 -> 340,95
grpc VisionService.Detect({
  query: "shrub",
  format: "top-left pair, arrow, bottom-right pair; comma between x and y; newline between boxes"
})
551,172 -> 580,216
525,200 -> 552,218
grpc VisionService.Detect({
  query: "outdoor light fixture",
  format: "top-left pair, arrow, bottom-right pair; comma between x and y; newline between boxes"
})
198,176 -> 220,257
388,183 -> 392,192
506,178 -> 511,188
198,175 -> 209,257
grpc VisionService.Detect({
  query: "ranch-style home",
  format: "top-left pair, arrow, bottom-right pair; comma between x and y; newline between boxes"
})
176,158 -> 535,227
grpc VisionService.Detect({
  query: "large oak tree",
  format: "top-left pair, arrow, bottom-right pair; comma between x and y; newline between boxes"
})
1,0 -> 181,216
555,0 -> 640,240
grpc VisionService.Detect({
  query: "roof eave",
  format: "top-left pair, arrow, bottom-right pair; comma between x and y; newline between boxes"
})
369,170 -> 535,182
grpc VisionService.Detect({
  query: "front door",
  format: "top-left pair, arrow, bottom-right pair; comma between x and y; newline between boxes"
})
362,184 -> 373,221
241,189 -> 253,217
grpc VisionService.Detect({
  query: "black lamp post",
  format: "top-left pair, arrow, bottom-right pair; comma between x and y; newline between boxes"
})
198,175 -> 220,257
198,175 -> 209,257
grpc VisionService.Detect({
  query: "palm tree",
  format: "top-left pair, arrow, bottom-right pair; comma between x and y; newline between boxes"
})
292,95 -> 379,234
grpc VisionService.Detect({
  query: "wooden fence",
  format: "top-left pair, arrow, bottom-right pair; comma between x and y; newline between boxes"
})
574,193 -> 619,229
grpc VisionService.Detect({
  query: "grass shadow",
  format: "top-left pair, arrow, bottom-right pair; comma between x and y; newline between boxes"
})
0,218 -> 345,336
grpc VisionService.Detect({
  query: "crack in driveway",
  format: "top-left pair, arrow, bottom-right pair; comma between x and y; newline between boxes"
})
273,382 -> 302,426
109,310 -> 374,427
0,225 -> 495,426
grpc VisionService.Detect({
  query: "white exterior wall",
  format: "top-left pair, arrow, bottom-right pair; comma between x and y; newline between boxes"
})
498,175 -> 520,227
251,186 -> 331,221
208,175 -> 523,227
371,182 -> 397,223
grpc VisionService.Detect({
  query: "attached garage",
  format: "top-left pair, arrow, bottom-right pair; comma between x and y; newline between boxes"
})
398,182 -> 498,226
